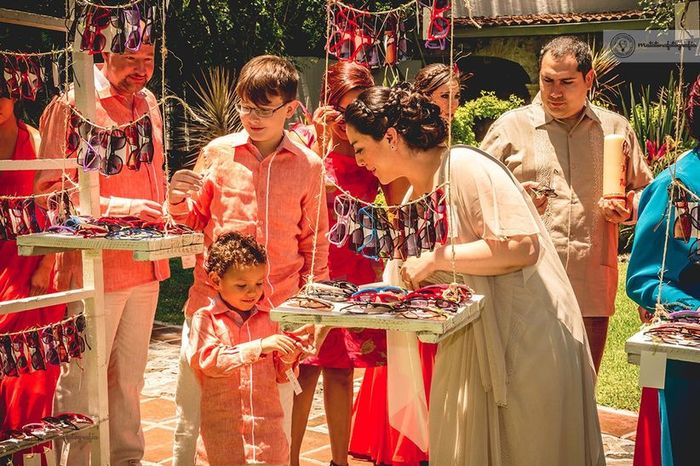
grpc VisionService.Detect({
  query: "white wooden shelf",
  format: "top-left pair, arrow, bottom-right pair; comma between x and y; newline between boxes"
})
271,295 -> 483,343
0,288 -> 95,315
625,329 -> 700,365
0,159 -> 77,171
17,232 -> 204,261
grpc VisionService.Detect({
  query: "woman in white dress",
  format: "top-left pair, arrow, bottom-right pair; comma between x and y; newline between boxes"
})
344,84 -> 604,466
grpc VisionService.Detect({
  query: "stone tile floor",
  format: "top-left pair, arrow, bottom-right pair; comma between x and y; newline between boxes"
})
141,323 -> 637,466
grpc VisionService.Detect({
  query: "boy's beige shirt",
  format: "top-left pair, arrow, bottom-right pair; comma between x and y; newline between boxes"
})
481,93 -> 653,317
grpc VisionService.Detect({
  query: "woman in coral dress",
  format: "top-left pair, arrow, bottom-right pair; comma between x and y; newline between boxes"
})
0,96 -> 65,466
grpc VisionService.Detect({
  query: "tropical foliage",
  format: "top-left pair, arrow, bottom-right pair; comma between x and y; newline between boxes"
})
621,73 -> 693,176
451,91 -> 524,146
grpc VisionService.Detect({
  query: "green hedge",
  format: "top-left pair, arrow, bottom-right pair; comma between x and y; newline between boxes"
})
452,92 -> 525,146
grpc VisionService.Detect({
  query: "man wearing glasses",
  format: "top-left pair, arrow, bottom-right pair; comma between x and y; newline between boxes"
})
34,42 -> 168,465
481,36 -> 653,373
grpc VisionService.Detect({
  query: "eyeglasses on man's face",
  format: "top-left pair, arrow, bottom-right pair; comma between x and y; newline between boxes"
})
235,101 -> 290,118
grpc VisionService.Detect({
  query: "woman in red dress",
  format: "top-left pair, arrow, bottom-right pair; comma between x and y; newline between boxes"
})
348,64 -> 461,466
289,61 -> 387,466
0,95 -> 65,465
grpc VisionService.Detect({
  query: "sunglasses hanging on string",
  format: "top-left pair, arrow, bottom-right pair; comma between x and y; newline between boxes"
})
66,110 -> 155,176
0,192 -> 75,241
0,313 -> 90,380
423,0 -> 451,51
0,53 -> 66,102
69,0 -> 158,55
328,188 -> 449,261
670,182 -> 700,241
326,3 -> 413,68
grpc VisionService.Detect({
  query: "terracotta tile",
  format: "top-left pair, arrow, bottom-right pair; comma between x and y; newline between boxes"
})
143,427 -> 174,462
141,398 -> 177,422
307,414 -> 327,428
598,407 -> 638,438
302,444 -> 332,462
301,430 -> 331,452
300,460 -> 326,466
349,457 -> 374,465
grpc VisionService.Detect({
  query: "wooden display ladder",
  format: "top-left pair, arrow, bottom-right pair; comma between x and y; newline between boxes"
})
1,5 -> 104,462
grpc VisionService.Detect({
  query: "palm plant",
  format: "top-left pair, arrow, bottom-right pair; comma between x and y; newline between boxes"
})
621,73 -> 692,176
589,43 -> 621,107
178,66 -> 241,167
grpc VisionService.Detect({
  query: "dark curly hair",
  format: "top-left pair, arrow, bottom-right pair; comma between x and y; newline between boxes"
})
686,74 -> 700,141
413,63 -> 466,98
344,83 -> 447,150
204,232 -> 267,277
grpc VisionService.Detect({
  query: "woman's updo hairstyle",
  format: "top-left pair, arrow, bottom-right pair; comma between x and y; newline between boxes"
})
344,82 -> 447,150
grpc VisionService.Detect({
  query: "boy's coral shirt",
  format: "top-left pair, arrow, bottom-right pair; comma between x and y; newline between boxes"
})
170,130 -> 330,317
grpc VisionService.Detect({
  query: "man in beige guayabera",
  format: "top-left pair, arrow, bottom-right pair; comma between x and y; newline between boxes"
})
481,36 -> 653,372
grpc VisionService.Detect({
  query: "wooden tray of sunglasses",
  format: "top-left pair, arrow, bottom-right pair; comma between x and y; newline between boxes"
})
0,417 -> 101,458
271,295 -> 484,343
625,329 -> 700,365
16,232 -> 204,261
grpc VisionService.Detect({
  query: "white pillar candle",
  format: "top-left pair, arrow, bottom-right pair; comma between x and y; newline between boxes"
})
603,134 -> 626,199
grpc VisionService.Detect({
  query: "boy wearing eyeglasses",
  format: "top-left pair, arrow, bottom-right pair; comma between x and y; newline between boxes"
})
167,55 -> 329,465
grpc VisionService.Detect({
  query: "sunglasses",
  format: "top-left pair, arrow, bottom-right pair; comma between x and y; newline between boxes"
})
424,0 -> 451,50
16,55 -> 43,102
327,189 -> 448,261
111,6 -> 142,53
79,9 -> 110,54
286,296 -> 335,312
327,5 -> 413,67
68,113 -> 154,174
303,281 -> 357,302
2,55 -> 21,99
74,4 -> 152,54
645,322 -> 700,348
0,197 -> 52,239
674,203 -> 699,242
350,286 -> 407,304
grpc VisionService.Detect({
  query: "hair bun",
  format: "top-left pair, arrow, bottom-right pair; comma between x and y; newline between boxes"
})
344,84 -> 448,150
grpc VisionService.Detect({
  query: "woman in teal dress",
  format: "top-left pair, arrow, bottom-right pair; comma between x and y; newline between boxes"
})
626,75 -> 700,466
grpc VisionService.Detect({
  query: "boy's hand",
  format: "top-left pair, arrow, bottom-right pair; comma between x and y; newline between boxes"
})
286,325 -> 317,354
312,105 -> 342,132
129,199 -> 163,221
169,170 -> 204,205
261,334 -> 300,356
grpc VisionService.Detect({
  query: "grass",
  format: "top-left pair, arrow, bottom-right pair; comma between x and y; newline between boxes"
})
156,258 -> 193,326
596,261 -> 642,412
155,259 -> 644,411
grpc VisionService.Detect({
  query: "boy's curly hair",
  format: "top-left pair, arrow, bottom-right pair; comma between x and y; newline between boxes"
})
204,232 -> 267,277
